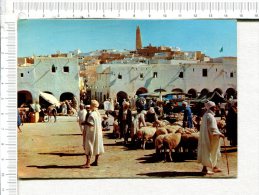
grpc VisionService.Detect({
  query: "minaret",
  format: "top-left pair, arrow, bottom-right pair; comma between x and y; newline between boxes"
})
136,26 -> 142,50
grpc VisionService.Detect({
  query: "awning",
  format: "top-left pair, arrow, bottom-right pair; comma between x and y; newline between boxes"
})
39,92 -> 60,106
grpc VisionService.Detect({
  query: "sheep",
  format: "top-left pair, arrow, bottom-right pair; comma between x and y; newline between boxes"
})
135,126 -> 156,150
165,125 -> 183,134
145,122 -> 153,126
156,120 -> 170,127
179,132 -> 199,155
152,127 -> 168,140
155,134 -> 167,156
163,130 -> 182,162
171,121 -> 183,127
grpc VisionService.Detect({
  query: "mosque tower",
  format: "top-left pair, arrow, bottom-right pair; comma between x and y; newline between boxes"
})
136,26 -> 142,50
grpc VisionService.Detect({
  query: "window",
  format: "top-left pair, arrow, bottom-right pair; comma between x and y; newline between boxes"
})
216,68 -> 217,72
51,65 -> 56,73
118,73 -> 122,79
202,69 -> 208,77
179,72 -> 183,78
140,73 -> 144,78
230,72 -> 234,77
20,73 -> 24,77
63,66 -> 69,73
193,68 -> 195,72
153,72 -> 158,78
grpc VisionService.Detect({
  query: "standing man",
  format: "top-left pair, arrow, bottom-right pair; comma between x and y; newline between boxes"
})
226,101 -> 238,146
103,99 -> 111,116
82,100 -> 104,168
77,104 -> 87,133
48,104 -> 57,122
182,101 -> 193,128
118,101 -> 132,144
197,101 -> 225,175
17,109 -> 22,133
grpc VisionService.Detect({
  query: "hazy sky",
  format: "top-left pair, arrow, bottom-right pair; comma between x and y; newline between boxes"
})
18,19 -> 236,58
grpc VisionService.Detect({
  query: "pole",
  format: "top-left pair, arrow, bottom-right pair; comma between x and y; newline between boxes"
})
223,137 -> 230,175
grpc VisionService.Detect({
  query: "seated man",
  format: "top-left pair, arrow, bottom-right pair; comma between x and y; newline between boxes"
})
146,107 -> 161,126
102,115 -> 110,131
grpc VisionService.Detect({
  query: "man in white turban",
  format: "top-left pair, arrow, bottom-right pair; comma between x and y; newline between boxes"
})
197,101 -> 225,175
82,100 -> 104,168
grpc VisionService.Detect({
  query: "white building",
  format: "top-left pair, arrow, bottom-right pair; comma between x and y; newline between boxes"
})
17,56 -> 80,107
93,57 -> 237,103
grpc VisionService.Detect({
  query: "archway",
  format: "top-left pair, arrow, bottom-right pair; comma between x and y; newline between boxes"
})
213,88 -> 223,95
60,92 -> 75,102
117,91 -> 128,106
187,88 -> 198,98
18,90 -> 33,107
225,88 -> 237,99
172,88 -> 184,93
200,88 -> 210,97
136,87 -> 148,95
60,92 -> 78,110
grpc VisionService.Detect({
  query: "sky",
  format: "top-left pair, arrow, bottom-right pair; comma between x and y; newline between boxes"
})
18,19 -> 236,58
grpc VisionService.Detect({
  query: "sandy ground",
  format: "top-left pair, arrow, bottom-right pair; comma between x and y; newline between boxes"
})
18,112 -> 237,179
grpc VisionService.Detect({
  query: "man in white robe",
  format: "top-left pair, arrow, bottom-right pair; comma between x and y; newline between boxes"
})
82,100 -> 104,168
77,104 -> 87,133
197,101 -> 224,175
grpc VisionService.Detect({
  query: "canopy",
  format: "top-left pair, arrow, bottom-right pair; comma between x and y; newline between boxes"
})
208,91 -> 226,104
39,92 -> 60,107
154,88 -> 166,93
139,91 -> 169,97
192,91 -> 226,104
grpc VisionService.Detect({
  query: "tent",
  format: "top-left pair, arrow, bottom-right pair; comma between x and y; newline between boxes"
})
192,91 -> 226,104
39,92 -> 60,107
207,91 -> 227,104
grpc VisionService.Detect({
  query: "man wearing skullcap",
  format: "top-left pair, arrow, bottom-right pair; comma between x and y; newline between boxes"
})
197,101 -> 225,175
82,100 -> 104,168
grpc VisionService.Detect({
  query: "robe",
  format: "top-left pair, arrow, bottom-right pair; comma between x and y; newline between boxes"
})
197,109 -> 221,168
78,109 -> 87,132
84,110 -> 104,156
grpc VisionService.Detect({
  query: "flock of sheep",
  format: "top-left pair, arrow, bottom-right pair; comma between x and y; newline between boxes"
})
113,114 -> 226,162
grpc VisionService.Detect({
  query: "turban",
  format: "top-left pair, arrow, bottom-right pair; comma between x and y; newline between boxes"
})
148,107 -> 155,114
103,115 -> 108,119
141,110 -> 147,115
123,101 -> 130,108
205,101 -> 216,110
91,100 -> 99,108
182,101 -> 188,106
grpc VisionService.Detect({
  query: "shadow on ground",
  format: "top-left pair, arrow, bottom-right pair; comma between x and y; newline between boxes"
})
137,171 -> 205,177
103,132 -> 117,139
51,134 -> 82,136
27,165 -> 85,169
136,152 -> 197,163
38,152 -> 85,157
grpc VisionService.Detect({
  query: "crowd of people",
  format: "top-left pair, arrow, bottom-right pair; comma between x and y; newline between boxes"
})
18,94 -> 237,174
97,96 -> 237,174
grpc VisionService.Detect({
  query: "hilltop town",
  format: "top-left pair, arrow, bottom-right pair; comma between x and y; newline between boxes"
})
17,26 -> 236,107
